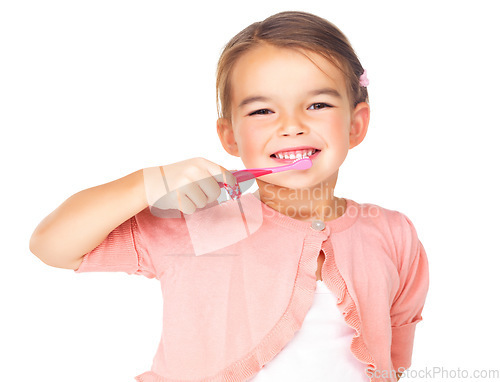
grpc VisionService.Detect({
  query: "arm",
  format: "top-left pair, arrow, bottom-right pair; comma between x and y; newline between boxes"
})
391,212 -> 429,379
29,169 -> 148,270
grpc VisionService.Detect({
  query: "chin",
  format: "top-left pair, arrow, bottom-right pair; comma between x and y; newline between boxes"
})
257,174 -> 323,190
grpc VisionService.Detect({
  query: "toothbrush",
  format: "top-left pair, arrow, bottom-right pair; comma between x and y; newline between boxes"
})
231,157 -> 312,182
217,157 -> 312,187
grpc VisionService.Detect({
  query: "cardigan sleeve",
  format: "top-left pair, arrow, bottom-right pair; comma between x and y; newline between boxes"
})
73,214 -> 157,279
390,212 -> 429,373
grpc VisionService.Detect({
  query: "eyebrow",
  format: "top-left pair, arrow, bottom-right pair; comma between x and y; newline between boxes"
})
237,87 -> 342,109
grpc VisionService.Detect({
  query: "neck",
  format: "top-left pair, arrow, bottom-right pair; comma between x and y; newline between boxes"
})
254,172 -> 346,222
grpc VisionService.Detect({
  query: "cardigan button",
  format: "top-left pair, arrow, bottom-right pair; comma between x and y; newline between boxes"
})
311,220 -> 326,231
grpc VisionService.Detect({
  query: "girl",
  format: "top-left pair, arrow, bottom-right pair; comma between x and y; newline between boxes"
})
30,10 -> 429,382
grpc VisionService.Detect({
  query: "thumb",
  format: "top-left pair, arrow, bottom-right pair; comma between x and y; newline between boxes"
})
211,165 -> 238,188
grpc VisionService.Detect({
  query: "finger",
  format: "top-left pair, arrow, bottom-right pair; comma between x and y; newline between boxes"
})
203,160 -> 238,188
180,183 -> 209,210
164,189 -> 197,214
211,168 -> 237,188
196,175 -> 223,204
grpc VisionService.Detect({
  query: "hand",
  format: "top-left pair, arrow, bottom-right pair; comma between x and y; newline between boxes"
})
142,157 -> 237,214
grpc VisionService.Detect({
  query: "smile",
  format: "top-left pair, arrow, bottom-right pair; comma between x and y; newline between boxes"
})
270,148 -> 321,163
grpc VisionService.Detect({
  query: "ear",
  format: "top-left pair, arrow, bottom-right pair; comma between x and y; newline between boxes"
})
217,118 -> 240,157
349,102 -> 370,149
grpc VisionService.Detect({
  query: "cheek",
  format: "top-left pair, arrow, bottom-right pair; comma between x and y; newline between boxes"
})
323,115 -> 351,142
334,127 -> 350,143
236,127 -> 263,156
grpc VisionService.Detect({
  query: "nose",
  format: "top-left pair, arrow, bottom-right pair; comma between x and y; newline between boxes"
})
278,113 -> 307,136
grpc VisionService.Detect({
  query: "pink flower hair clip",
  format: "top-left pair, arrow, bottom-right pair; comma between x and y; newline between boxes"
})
359,69 -> 369,87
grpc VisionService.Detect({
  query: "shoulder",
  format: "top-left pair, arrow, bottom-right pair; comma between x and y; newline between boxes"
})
351,199 -> 417,234
350,200 -> 424,267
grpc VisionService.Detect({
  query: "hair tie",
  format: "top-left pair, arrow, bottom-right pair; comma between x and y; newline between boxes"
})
359,69 -> 369,87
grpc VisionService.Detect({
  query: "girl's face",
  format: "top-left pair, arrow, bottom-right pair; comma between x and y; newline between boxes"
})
217,43 -> 369,189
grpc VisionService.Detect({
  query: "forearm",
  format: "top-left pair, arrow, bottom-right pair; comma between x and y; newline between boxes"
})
29,169 -> 148,269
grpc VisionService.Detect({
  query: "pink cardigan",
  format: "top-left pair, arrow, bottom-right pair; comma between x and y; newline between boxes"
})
75,194 -> 429,382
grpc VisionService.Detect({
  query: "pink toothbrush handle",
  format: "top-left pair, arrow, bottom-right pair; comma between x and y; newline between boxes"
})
216,171 -> 268,187
231,168 -> 273,182
216,157 -> 312,200
218,157 -> 312,186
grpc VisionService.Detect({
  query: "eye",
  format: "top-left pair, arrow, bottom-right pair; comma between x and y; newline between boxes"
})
308,103 -> 332,110
249,109 -> 273,116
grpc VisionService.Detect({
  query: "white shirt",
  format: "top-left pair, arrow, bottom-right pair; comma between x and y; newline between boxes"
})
249,280 -> 369,381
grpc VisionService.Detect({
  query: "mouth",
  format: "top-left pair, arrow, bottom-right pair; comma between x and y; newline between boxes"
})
270,148 -> 321,163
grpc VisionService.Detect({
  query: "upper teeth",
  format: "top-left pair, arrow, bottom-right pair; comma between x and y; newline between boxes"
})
274,149 -> 316,159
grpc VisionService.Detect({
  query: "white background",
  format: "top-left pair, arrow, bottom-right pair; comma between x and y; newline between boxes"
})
1,0 -> 499,381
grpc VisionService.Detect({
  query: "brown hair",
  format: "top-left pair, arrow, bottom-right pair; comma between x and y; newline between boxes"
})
216,11 -> 369,121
